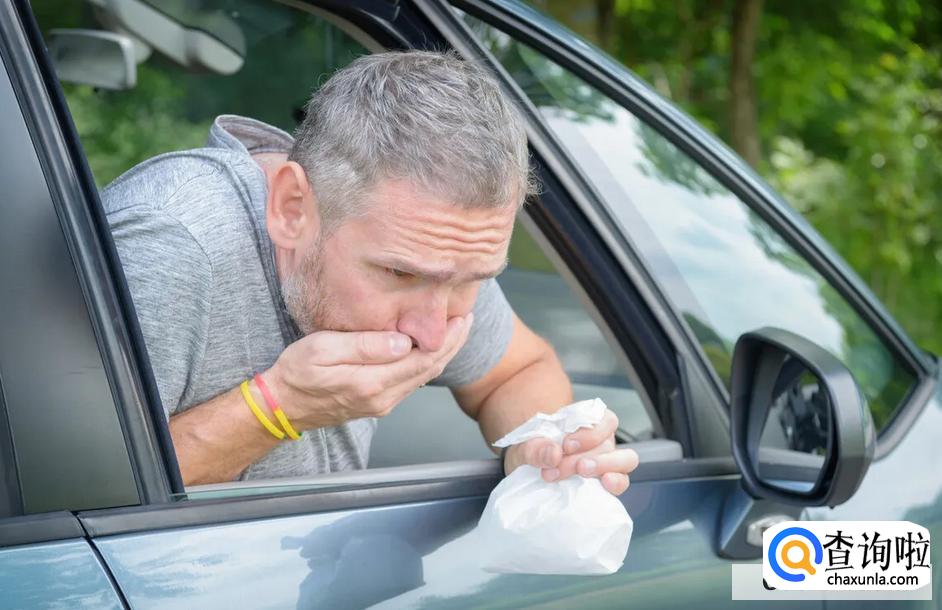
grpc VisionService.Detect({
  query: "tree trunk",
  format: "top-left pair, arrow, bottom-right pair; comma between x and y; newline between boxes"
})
596,0 -> 615,52
729,0 -> 763,168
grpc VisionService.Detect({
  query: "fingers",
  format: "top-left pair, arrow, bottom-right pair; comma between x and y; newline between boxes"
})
518,437 -> 562,469
505,409 -> 624,478
561,409 -> 619,455
303,329 -> 414,366
543,445 -> 639,496
574,447 -> 639,479
542,437 -> 613,482
373,313 -> 474,406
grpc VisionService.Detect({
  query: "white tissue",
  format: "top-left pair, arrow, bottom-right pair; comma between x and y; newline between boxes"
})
474,398 -> 633,575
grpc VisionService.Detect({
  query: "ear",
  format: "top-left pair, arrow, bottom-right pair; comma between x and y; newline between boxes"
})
266,161 -> 320,250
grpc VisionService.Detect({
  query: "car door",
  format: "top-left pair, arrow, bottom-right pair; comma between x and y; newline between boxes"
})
438,0 -> 941,607
0,2 -> 140,607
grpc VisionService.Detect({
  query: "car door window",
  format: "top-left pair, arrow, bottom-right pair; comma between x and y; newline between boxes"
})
460,11 -> 918,432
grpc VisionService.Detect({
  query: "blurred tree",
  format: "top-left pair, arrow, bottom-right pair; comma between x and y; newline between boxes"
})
729,0 -> 762,167
532,0 -> 942,356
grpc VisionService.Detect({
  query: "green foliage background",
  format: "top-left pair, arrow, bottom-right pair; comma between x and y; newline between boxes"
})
532,0 -> 942,356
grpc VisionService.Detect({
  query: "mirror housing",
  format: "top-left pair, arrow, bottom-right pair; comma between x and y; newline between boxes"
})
730,327 -> 875,507
88,0 -> 246,75
47,29 -> 137,90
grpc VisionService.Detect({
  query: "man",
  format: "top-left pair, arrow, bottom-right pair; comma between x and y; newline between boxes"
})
103,50 -> 638,491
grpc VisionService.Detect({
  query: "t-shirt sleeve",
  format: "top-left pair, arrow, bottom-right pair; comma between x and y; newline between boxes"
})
108,205 -> 213,419
431,277 -> 515,388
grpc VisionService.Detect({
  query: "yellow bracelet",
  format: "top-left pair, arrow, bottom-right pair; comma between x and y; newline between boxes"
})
272,409 -> 302,441
240,380 -> 285,440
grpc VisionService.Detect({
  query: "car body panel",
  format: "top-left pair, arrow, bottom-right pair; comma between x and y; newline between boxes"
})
96,476 -> 815,609
0,539 -> 124,609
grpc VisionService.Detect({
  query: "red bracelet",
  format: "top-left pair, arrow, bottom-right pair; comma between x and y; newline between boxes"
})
254,372 -> 301,440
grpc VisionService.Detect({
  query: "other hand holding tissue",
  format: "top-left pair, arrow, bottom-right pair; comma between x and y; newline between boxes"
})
474,398 -> 633,575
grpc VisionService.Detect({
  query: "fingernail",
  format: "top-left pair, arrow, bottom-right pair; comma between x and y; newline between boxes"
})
544,468 -> 559,481
390,335 -> 411,355
564,440 -> 580,454
541,446 -> 555,467
580,458 -> 597,475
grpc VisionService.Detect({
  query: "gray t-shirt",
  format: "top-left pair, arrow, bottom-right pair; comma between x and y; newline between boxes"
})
101,114 -> 515,480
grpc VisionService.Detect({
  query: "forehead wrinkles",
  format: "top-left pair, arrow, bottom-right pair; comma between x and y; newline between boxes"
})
378,202 -> 514,255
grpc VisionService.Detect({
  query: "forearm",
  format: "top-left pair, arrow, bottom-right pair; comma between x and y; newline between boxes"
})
168,384 -> 282,485
475,350 -> 573,450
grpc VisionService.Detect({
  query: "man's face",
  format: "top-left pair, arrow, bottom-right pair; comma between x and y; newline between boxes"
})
282,179 -> 516,351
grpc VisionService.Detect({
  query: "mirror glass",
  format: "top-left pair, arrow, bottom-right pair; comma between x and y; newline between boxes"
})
756,356 -> 832,493
47,29 -> 136,90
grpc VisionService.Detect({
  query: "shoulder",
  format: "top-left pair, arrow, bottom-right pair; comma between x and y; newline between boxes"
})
101,147 -> 264,265
100,147 -> 261,218
108,204 -> 214,299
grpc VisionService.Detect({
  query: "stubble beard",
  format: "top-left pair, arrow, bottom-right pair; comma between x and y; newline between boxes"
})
280,239 -> 340,336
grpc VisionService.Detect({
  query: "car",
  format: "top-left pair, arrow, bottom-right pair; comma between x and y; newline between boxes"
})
0,0 -> 938,608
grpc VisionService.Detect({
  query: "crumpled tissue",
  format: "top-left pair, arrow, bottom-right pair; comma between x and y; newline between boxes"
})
474,398 -> 633,575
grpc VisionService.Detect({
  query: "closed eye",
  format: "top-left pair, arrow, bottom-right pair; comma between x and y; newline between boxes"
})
386,267 -> 414,279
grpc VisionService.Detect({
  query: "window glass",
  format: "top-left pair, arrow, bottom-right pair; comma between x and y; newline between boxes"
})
503,222 -> 653,437
461,12 -> 917,431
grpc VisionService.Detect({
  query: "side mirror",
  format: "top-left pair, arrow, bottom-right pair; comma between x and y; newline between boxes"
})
47,29 -> 137,90
730,327 -> 875,507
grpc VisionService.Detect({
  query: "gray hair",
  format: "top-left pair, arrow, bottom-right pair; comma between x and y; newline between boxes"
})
289,50 -> 536,233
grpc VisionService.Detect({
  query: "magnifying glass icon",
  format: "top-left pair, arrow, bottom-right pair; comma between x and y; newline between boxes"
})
781,540 -> 816,575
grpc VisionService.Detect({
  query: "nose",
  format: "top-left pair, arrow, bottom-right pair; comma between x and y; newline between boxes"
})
398,291 -> 450,352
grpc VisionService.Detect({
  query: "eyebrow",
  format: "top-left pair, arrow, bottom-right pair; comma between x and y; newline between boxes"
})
375,257 -> 509,283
